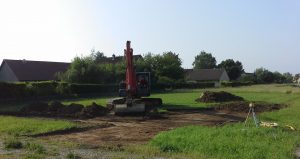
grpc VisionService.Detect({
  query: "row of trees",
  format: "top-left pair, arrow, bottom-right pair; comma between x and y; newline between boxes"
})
240,68 -> 294,84
58,51 -> 184,85
192,51 -> 296,84
192,51 -> 244,80
59,50 -> 296,85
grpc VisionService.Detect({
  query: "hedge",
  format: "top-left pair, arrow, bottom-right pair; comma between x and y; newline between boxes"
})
0,81 -> 219,100
221,81 -> 254,87
153,82 -> 215,90
0,81 -> 118,100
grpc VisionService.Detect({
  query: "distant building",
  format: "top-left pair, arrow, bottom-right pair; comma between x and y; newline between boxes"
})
96,54 -> 143,64
294,74 -> 300,85
0,59 -> 70,82
185,69 -> 230,87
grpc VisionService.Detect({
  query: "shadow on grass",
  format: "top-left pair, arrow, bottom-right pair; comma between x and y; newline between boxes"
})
29,122 -> 114,137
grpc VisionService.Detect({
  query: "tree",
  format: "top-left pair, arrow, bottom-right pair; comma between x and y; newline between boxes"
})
193,51 -> 217,69
91,51 -> 107,63
273,71 -> 285,83
154,52 -> 184,83
217,59 -> 244,80
134,52 -> 185,85
254,68 -> 274,83
239,73 -> 256,83
58,50 -> 113,84
283,72 -> 293,83
59,51 -> 185,85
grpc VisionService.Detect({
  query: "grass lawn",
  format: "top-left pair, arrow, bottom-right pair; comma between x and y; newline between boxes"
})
149,84 -> 300,159
0,116 -> 76,136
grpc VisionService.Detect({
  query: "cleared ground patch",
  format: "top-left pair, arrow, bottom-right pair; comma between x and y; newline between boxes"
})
40,109 -> 247,147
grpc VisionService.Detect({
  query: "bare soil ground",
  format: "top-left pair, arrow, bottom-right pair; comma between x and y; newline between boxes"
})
40,109 -> 246,147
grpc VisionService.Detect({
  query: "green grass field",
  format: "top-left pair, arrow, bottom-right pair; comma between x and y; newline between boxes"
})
149,85 -> 300,159
0,116 -> 76,136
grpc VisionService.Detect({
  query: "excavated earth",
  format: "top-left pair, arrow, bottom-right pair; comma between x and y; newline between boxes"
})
40,109 -> 248,147
17,100 -> 286,148
20,101 -> 108,118
196,91 -> 244,103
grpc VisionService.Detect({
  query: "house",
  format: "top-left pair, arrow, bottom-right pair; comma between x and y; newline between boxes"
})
185,69 -> 230,87
0,59 -> 70,82
95,54 -> 143,64
294,74 -> 300,85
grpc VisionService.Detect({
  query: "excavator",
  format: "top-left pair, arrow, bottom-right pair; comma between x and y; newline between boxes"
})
107,41 -> 162,114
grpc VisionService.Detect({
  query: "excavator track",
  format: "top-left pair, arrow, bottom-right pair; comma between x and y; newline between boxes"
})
107,98 -> 162,115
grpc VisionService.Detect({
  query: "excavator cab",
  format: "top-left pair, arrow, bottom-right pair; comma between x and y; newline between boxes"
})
119,72 -> 150,97
136,72 -> 151,97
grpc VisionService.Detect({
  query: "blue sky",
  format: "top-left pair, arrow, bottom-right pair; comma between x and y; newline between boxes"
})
0,0 -> 299,73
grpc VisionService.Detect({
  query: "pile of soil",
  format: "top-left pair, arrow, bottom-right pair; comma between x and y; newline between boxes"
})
20,101 -> 108,118
195,91 -> 244,103
21,101 -> 49,114
79,102 -> 108,118
47,101 -> 64,112
214,101 -> 286,113
60,103 -> 84,115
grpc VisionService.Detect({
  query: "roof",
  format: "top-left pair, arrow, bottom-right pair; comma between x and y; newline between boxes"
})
1,59 -> 70,81
96,55 -> 143,63
185,69 -> 227,81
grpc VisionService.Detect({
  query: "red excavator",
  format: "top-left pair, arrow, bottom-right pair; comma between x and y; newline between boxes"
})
107,41 -> 162,114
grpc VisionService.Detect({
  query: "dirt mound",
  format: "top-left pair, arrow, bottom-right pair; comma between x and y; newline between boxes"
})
21,101 -> 49,114
60,103 -> 84,116
79,102 -> 108,118
196,91 -> 244,103
48,101 -> 64,112
20,101 -> 108,118
215,101 -> 286,113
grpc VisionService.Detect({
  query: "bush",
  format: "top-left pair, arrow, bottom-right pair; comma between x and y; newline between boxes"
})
3,138 -> 23,149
